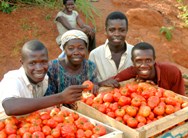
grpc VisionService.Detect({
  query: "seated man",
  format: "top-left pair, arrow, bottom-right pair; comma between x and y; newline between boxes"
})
0,40 -> 87,117
100,42 -> 185,95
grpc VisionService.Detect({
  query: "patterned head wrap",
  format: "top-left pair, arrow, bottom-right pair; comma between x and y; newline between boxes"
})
60,30 -> 88,51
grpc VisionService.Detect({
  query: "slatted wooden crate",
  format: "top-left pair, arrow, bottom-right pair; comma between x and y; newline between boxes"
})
0,106 -> 123,138
77,80 -> 188,138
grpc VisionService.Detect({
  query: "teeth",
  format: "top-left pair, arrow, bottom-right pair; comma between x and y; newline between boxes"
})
34,73 -> 45,78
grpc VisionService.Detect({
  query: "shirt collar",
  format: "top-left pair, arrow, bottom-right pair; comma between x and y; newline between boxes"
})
104,39 -> 128,59
20,66 -> 43,88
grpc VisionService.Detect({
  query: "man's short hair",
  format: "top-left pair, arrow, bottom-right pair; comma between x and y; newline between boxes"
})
105,11 -> 128,31
132,42 -> 156,59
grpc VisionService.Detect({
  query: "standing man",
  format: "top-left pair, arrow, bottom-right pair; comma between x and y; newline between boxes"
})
89,11 -> 133,81
0,40 -> 87,117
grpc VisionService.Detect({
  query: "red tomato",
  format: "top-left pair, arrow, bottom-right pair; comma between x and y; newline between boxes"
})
119,87 -> 131,96
69,112 -> 79,121
64,116 -> 74,124
75,117 -> 88,129
85,97 -> 93,106
29,125 -> 41,134
165,97 -> 177,106
76,129 -> 85,138
42,125 -> 51,136
126,83 -> 138,93
109,102 -> 119,112
153,105 -> 165,116
8,134 -> 21,138
115,117 -> 124,123
92,103 -> 100,110
103,93 -> 114,103
165,105 -> 175,115
82,80 -> 94,91
122,115 -> 130,124
106,112 -> 115,118
147,96 -> 160,109
85,129 -> 93,138
131,97 -> 142,107
0,130 -> 7,138
93,97 -> 103,104
115,109 -> 125,117
137,122 -> 145,128
98,104 -> 106,113
51,128 -> 60,138
118,96 -> 131,106
32,131 -> 45,138
5,124 -> 17,135
46,135 -> 54,138
53,115 -> 64,123
138,105 -> 151,117
127,117 -> 138,128
58,110 -> 70,117
92,125 -> 106,136
0,121 -> 5,131
126,106 -> 137,117
61,124 -> 76,138
83,122 -> 94,131
46,118 -> 57,128
136,115 -> 146,124
18,126 -> 30,136
113,91 -> 121,102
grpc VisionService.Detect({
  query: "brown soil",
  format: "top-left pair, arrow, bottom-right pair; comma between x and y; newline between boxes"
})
0,0 -> 188,81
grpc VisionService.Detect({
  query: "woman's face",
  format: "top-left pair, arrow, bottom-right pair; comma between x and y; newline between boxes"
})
64,39 -> 87,66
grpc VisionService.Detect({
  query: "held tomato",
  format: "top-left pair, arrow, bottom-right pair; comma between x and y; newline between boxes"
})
82,80 -> 94,92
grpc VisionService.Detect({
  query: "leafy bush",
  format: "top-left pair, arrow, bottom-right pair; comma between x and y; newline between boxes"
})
160,26 -> 174,41
0,1 -> 15,13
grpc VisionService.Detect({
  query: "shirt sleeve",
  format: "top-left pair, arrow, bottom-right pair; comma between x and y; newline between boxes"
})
113,66 -> 137,82
0,77 -> 22,102
171,69 -> 185,95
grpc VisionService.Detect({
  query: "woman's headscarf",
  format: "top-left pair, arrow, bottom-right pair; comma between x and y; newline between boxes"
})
60,30 -> 89,51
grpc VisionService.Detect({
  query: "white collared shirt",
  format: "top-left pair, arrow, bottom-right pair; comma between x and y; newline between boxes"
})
89,40 -> 133,81
0,67 -> 48,113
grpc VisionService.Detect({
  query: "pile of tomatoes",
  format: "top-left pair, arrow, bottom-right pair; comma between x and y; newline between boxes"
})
82,82 -> 188,129
0,108 -> 107,138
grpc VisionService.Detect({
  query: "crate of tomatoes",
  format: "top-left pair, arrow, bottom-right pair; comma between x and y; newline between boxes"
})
0,106 -> 123,138
77,80 -> 188,138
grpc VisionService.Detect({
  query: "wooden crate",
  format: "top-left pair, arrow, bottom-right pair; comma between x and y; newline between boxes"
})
77,80 -> 188,138
0,106 -> 123,138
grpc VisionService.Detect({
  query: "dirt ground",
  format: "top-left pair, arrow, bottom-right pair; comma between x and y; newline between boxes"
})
0,0 -> 188,81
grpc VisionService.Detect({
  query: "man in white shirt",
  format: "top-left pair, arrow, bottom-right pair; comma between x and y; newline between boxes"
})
89,11 -> 133,82
0,40 -> 87,117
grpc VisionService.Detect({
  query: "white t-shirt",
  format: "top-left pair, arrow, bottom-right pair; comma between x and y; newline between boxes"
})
89,40 -> 133,81
55,10 -> 78,45
0,67 -> 48,117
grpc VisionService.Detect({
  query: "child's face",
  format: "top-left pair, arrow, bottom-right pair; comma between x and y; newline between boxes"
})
65,0 -> 75,12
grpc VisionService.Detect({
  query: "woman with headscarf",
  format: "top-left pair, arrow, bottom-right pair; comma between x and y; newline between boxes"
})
45,30 -> 98,99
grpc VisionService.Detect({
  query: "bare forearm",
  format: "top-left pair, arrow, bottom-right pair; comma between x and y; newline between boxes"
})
2,94 -> 62,116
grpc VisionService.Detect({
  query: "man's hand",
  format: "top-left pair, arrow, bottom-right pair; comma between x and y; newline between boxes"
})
99,78 -> 120,88
59,85 -> 88,104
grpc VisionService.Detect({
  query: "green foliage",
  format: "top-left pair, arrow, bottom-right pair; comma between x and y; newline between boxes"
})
160,26 -> 174,41
176,0 -> 188,28
0,1 -> 15,13
183,74 -> 188,79
75,0 -> 101,29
